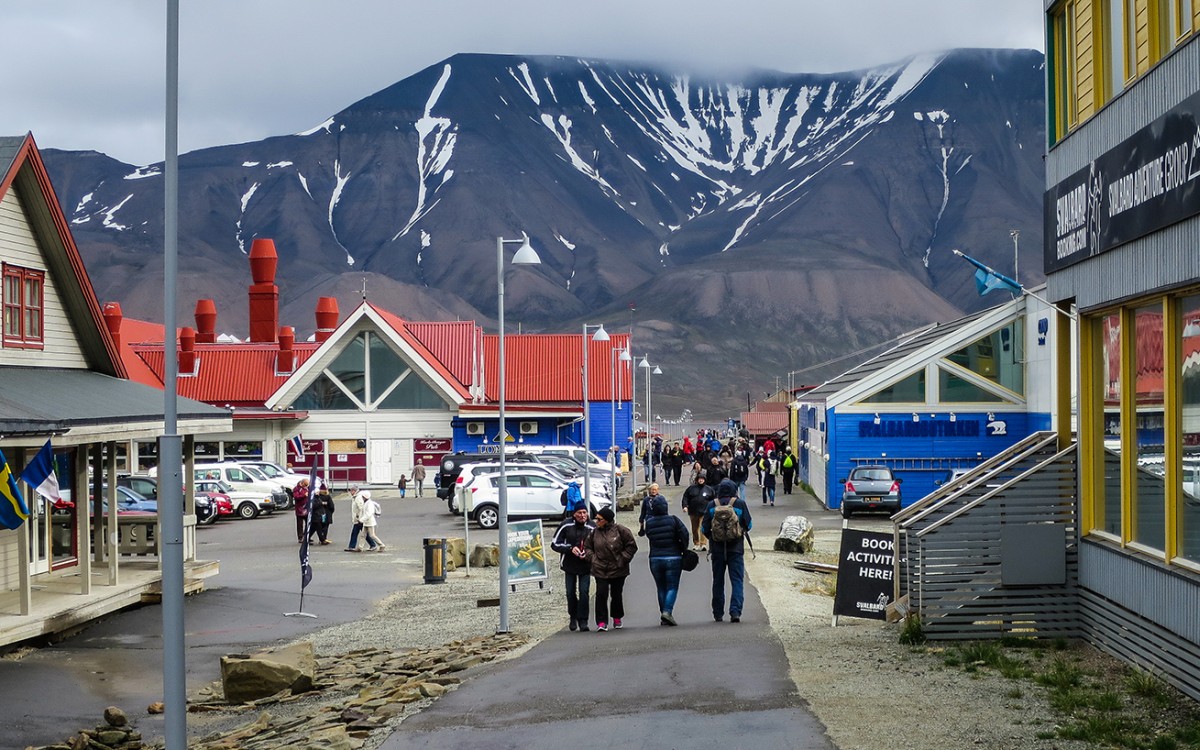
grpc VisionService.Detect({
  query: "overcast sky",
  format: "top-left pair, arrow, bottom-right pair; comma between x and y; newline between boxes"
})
1,1 -> 1045,166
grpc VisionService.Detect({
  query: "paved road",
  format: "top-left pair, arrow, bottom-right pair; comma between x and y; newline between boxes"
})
381,482 -> 838,750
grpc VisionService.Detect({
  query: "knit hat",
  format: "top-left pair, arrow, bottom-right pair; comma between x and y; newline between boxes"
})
597,506 -> 615,523
651,496 -> 669,515
716,479 -> 738,499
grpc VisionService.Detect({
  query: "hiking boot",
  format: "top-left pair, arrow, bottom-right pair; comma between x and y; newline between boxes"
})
579,625 -> 590,632
730,615 -> 741,623
714,615 -> 724,622
597,622 -> 608,632
661,612 -> 677,626
613,618 -> 623,629
569,619 -> 578,632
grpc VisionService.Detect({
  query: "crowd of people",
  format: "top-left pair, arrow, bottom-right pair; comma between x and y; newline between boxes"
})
550,476 -> 753,630
637,430 -> 802,507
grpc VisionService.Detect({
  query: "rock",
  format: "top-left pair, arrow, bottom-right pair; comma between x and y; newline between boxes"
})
96,729 -> 129,745
146,702 -> 164,715
221,641 -> 316,704
469,544 -> 498,568
444,537 -> 467,570
773,515 -> 815,554
103,706 -> 128,727
418,682 -> 446,698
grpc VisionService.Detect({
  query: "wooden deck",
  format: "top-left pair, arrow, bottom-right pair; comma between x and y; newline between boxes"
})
0,559 -> 219,650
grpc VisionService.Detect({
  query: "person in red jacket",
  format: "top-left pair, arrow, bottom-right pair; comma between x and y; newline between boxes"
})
292,477 -> 311,543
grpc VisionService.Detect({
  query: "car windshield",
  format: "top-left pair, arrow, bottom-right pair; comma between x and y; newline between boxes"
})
250,463 -> 282,477
851,468 -> 893,481
241,465 -> 270,481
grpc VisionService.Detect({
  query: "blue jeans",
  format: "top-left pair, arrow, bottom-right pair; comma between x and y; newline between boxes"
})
710,547 -> 745,618
649,556 -> 683,615
347,522 -> 376,550
737,481 -> 747,503
762,485 -> 775,504
564,570 -> 591,624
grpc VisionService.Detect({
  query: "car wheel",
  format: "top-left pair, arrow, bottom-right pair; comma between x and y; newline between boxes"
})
841,504 -> 852,519
475,505 -> 499,529
237,501 -> 260,519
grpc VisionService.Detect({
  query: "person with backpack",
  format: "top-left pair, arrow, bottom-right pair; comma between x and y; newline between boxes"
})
779,446 -> 798,495
550,507 -> 594,632
644,495 -> 689,626
681,474 -> 715,551
760,456 -> 777,506
585,506 -> 638,632
702,479 -> 753,623
560,480 -> 587,518
728,451 -> 751,503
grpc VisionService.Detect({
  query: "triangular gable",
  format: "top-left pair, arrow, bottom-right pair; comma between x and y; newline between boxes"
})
265,302 -> 468,410
0,134 -> 124,377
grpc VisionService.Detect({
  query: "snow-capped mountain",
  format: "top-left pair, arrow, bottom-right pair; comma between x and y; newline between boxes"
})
42,48 -> 1045,413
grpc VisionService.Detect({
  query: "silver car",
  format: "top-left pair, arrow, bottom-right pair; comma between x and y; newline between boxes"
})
839,465 -> 902,518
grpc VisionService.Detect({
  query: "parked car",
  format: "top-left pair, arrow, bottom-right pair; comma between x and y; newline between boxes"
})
520,445 -> 623,485
450,462 -> 609,516
239,460 -> 316,508
195,478 -> 275,519
839,465 -> 902,518
190,463 -> 287,512
118,474 -> 160,500
91,485 -> 159,514
461,468 -> 612,529
435,452 -> 545,504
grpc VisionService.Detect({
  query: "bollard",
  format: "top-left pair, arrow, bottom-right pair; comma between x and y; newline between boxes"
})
423,537 -> 447,584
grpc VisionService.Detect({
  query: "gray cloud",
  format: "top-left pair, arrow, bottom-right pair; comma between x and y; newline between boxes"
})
0,0 -> 1044,165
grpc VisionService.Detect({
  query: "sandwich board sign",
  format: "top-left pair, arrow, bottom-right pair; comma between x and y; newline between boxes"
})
832,527 -> 894,624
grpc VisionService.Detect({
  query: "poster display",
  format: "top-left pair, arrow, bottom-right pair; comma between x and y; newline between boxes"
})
833,528 -> 895,621
505,519 -> 548,584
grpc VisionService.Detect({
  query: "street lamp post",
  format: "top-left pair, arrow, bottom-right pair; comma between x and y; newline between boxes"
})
582,323 -> 609,513
639,356 -> 662,483
610,346 -> 631,503
496,234 -> 541,634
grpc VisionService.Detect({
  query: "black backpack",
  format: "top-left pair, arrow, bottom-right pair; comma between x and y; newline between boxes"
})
729,456 -> 750,483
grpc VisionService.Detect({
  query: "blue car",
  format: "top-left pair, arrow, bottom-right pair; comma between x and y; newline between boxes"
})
93,485 -> 159,514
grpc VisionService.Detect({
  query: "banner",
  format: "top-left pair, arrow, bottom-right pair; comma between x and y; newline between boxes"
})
505,519 -> 548,583
833,528 -> 894,621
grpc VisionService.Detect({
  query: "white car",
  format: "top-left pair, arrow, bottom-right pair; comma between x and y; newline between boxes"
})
520,445 -> 623,485
460,468 -> 612,529
450,462 -> 609,516
192,464 -> 289,511
195,479 -> 276,519
241,460 -> 314,490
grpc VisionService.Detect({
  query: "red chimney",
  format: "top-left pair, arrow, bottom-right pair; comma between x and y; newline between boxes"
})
102,302 -> 123,348
248,239 -> 279,343
315,297 -> 339,343
278,326 -> 295,373
178,326 -> 197,375
194,299 -> 217,343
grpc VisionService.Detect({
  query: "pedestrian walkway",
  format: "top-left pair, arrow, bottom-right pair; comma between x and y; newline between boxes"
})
381,494 -> 837,750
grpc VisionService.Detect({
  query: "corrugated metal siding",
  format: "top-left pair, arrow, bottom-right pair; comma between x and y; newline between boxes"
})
405,321 -> 477,386
1078,541 -> 1200,702
483,333 -> 631,402
135,345 -> 318,404
895,435 -> 1080,639
1047,37 -> 1200,308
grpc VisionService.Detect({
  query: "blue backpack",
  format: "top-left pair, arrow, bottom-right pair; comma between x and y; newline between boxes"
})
563,482 -> 586,512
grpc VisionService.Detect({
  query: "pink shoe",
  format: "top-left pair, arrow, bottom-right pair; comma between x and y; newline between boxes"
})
597,621 -> 608,632
613,618 -> 623,629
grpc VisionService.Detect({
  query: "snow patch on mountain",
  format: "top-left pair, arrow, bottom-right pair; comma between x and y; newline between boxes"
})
267,161 -> 293,169
102,194 -> 133,231
298,117 -> 335,136
394,63 -> 457,240
124,166 -> 160,181
540,113 -> 617,197
329,160 -> 354,265
512,62 -> 540,105
555,233 -> 576,250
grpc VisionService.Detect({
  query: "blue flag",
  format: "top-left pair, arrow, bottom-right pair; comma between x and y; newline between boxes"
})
0,448 -> 30,530
955,250 -> 1021,296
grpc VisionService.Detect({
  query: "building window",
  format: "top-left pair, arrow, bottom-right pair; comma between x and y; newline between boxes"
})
1132,303 -> 1165,552
1091,311 -> 1123,538
291,330 -> 449,411
2,264 -> 45,349
1102,0 -> 1132,100
1178,294 -> 1200,562
863,371 -> 926,404
1049,0 -> 1079,141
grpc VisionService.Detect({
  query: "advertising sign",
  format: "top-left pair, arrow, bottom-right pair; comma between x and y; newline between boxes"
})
505,519 -> 548,584
833,528 -> 895,621
1044,88 -> 1200,272
414,438 -> 452,469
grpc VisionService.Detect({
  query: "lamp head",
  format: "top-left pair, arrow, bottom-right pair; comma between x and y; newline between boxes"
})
619,349 -> 632,362
592,324 -> 610,341
511,238 -> 541,265
653,366 -> 662,375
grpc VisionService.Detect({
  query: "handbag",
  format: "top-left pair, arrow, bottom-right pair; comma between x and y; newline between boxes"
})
681,548 -> 700,572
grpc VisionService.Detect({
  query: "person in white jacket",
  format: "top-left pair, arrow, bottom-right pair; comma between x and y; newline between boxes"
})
360,490 -> 385,552
344,486 -> 377,552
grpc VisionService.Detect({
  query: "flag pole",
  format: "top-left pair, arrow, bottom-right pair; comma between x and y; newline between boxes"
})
285,458 -> 320,619
951,249 -> 1076,320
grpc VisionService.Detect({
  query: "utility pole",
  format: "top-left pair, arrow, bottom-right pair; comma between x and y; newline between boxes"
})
1010,229 -> 1020,287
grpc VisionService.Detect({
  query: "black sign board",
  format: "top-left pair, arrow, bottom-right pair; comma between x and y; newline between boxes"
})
833,528 -> 895,621
1044,89 -> 1200,273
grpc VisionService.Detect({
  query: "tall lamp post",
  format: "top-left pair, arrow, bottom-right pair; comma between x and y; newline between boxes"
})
496,234 -> 541,634
610,345 -> 631,502
582,323 -> 609,512
639,356 -> 662,483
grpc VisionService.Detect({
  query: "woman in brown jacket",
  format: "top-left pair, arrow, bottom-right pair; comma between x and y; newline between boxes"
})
584,507 -> 638,632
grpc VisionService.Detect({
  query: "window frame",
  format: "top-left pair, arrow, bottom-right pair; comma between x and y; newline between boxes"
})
2,262 -> 46,350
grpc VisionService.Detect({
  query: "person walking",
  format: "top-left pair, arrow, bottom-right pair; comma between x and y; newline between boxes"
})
729,450 -> 751,503
705,456 -> 728,486
681,474 -> 715,551
550,507 -> 594,632
637,483 -> 663,536
760,456 -> 777,506
344,485 -> 378,552
292,477 -> 311,543
359,490 -> 385,551
702,479 -> 753,623
644,495 -> 689,626
779,446 -> 798,495
309,482 -> 335,544
585,506 -> 638,632
397,474 -> 408,498
412,461 -> 426,497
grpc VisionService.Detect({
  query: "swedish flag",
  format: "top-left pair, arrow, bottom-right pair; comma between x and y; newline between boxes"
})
0,448 -> 30,530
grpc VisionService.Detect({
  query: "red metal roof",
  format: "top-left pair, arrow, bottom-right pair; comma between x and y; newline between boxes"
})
132,343 -> 319,406
403,320 -> 478,387
368,304 -> 471,399
483,333 -> 631,402
741,410 -> 789,435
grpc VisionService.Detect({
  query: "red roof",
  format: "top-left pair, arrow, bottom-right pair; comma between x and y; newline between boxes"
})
403,320 -> 478,387
369,304 -> 471,399
483,333 -> 632,402
132,343 -> 319,406
741,410 -> 789,435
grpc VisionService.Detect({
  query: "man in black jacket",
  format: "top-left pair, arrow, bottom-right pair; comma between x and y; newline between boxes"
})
701,479 -> 753,623
779,446 -> 799,494
728,451 -> 751,503
681,475 -> 715,551
550,508 -> 594,632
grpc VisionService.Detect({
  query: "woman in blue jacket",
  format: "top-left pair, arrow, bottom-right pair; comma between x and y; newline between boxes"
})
644,496 -> 689,626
